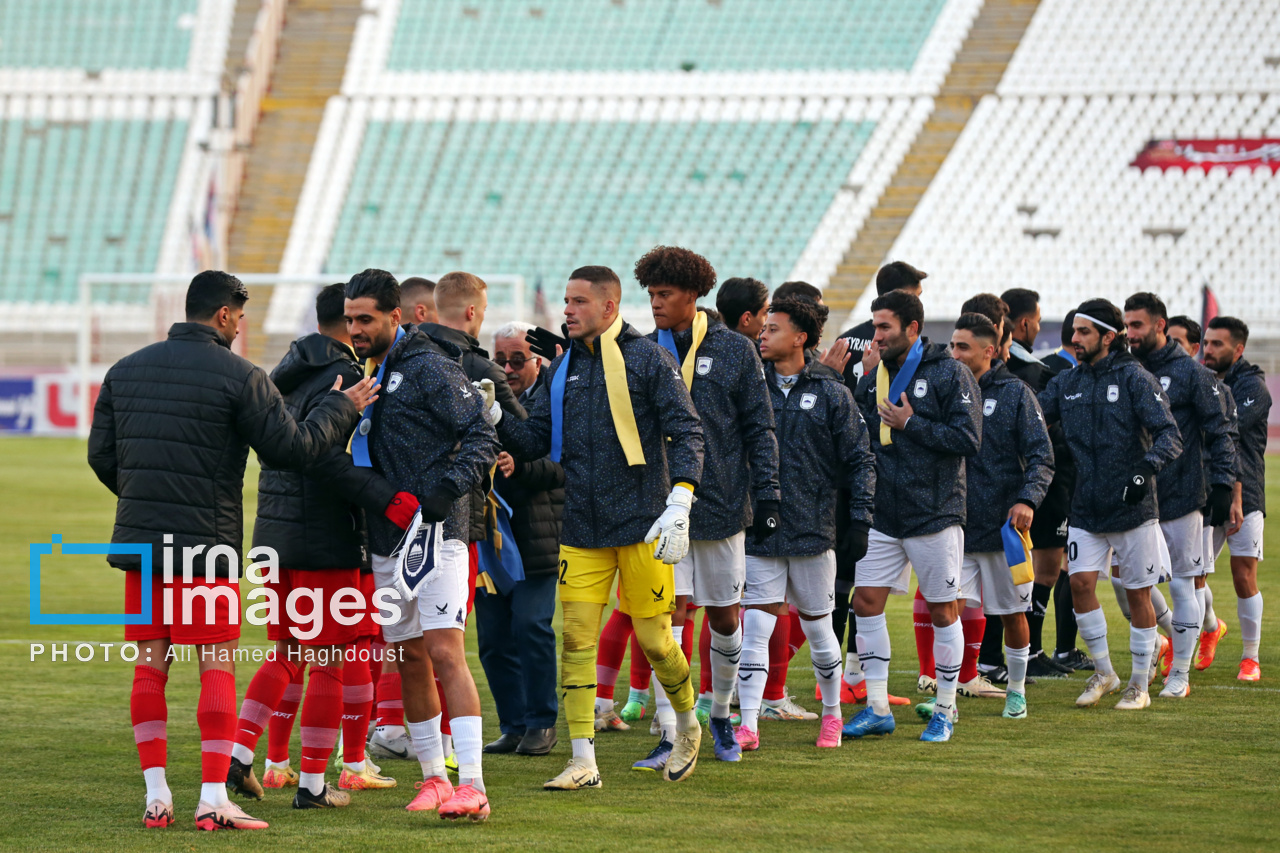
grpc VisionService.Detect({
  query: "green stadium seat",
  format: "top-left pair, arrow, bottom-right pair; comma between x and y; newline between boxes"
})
0,0 -> 200,70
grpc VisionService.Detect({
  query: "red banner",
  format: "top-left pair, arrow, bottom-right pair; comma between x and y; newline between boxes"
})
1132,139 -> 1280,172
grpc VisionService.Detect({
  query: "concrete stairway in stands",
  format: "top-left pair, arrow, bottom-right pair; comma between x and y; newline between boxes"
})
823,0 -> 1041,317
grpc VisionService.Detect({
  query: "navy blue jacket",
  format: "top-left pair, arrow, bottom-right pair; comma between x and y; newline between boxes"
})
647,314 -> 779,541
1039,349 -> 1182,533
362,326 -> 499,555
1222,358 -> 1271,516
497,321 -> 704,549
855,339 -> 982,539
747,358 -> 874,557
1138,340 -> 1235,520
964,362 -> 1054,553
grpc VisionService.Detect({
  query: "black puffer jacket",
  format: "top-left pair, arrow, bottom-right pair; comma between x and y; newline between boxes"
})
854,339 -> 983,539
252,333 -> 399,571
1222,358 -> 1271,517
420,323 -> 527,542
493,374 -> 565,579
87,323 -> 359,575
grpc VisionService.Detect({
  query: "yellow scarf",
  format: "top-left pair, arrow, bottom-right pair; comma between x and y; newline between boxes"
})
675,310 -> 709,390
344,349 -> 378,455
875,360 -> 893,446
600,313 -> 646,466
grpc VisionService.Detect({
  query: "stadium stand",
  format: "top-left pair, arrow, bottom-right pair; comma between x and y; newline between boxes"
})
0,0 -> 201,70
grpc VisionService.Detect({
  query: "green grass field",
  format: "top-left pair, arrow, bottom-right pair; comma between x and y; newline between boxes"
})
1,438 -> 1278,852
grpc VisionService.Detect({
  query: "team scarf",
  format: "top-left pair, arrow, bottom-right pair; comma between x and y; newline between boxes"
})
874,337 -> 924,446
476,487 -> 525,596
1001,519 -> 1035,586
350,325 -> 405,467
656,310 -> 709,390
550,313 -> 645,466
1056,346 -> 1078,367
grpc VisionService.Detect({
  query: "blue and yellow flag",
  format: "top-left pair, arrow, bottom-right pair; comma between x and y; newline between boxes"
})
1001,519 -> 1035,586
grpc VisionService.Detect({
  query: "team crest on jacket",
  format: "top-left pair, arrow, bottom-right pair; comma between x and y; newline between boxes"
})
1160,375 -> 1171,391
800,392 -> 817,410
696,356 -> 713,376
913,378 -> 928,398
983,398 -> 997,416
387,372 -> 403,393
1107,384 -> 1119,402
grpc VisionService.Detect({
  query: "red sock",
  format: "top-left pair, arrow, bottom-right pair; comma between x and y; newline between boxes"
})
596,609 -> 633,700
960,606 -> 986,684
682,606 -> 697,663
786,604 -> 806,661
914,589 -> 936,678
375,671 -> 403,729
342,640 -> 372,764
369,640 -> 385,707
698,610 -> 712,694
197,669 -> 237,783
764,611 -> 790,702
436,676 -> 451,736
628,625 -> 653,691
299,665 -> 342,776
130,665 -> 168,770
234,653 -> 300,755
267,662 -> 307,763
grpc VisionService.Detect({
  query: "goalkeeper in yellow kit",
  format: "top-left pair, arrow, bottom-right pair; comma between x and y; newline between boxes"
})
492,265 -> 705,788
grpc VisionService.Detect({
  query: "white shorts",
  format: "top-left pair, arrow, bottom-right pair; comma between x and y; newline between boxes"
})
371,539 -> 470,641
675,532 -> 746,607
743,551 -> 836,617
1161,511 -> 1207,578
1068,520 -> 1169,590
1226,511 -> 1265,560
961,552 -> 1033,616
1202,524 -> 1220,574
857,526 -> 964,603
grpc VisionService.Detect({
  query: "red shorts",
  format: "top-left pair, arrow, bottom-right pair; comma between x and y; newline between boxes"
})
124,570 -> 241,645
356,572 -> 380,639
467,542 -> 478,616
264,568 -> 362,646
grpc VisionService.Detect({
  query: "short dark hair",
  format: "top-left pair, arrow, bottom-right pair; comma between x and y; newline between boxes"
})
870,289 -> 924,334
1076,298 -> 1126,351
1167,315 -> 1202,345
401,276 -> 435,305
1059,309 -> 1077,346
955,311 -> 998,346
961,293 -> 1008,328
569,265 -> 621,289
773,280 -> 822,303
316,282 -> 347,327
1000,288 -> 1039,322
716,277 -> 769,325
875,261 -> 927,296
634,246 -> 717,297
1123,291 -> 1168,324
1208,316 -> 1249,345
345,268 -> 401,313
185,270 -> 248,321
769,296 -> 829,349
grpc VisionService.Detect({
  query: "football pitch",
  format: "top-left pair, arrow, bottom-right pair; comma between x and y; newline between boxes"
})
2,438 -> 1278,852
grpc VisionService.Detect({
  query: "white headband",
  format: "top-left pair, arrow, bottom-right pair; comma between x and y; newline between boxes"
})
1076,312 -> 1118,334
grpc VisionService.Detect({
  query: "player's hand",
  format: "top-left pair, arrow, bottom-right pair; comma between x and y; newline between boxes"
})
1122,462 -> 1155,505
336,374 -> 379,410
1227,494 -> 1244,535
1206,483 -> 1233,528
385,492 -> 420,530
526,326 -> 569,362
877,392 -> 913,430
839,521 -> 870,574
1008,502 -> 1034,532
819,338 -> 853,373
645,486 -> 694,564
751,499 -> 781,542
419,483 -> 461,523
496,451 -> 516,478
861,344 -> 881,375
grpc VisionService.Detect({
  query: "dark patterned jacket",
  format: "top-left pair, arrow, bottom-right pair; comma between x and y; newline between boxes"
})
963,361 -> 1054,553
854,339 -> 983,539
1039,349 -> 1182,533
1222,358 -> 1271,516
362,326 -> 499,555
1138,340 -> 1235,520
647,313 -> 779,541
494,374 -> 565,579
747,358 -> 874,558
497,321 -> 704,549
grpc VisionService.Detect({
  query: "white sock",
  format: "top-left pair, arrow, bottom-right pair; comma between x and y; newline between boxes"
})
672,624 -> 684,647
933,620 -> 963,717
676,707 -> 699,734
200,781 -> 229,808
1200,585 -> 1218,632
1168,576 -> 1199,676
855,613 -> 892,715
343,760 -> 365,774
627,687 -> 649,707
654,679 -> 676,743
265,758 -> 289,771
442,733 -> 453,757
143,766 -> 170,804
594,697 -> 613,715
1074,608 -> 1115,676
231,743 -> 253,765
1005,645 -> 1029,695
407,715 -> 446,780
571,737 -> 596,765
377,723 -> 405,740
1111,575 -> 1131,621
450,715 -> 484,792
709,625 -> 742,720
1239,592 -> 1263,660
1151,586 -> 1174,635
1130,625 -> 1157,688
299,771 -> 324,796
843,652 -> 866,687
736,609 -> 776,730
799,616 -> 843,717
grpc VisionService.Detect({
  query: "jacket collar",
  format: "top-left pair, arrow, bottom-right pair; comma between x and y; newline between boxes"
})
419,322 -> 488,357
570,319 -> 639,357
1009,339 -> 1043,365
168,321 -> 231,349
1139,338 -> 1185,371
978,359 -> 1016,389
1081,348 -> 1134,374
1225,356 -> 1260,383
520,369 -> 548,403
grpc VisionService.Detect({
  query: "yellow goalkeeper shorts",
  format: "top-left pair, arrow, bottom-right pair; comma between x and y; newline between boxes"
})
557,542 -> 675,619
